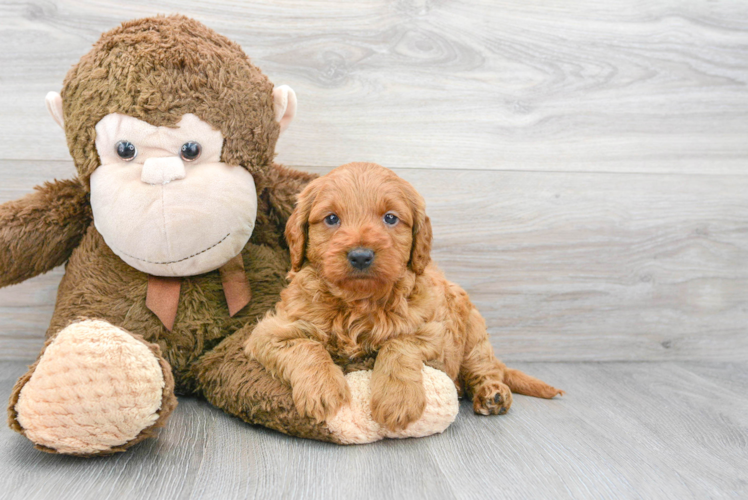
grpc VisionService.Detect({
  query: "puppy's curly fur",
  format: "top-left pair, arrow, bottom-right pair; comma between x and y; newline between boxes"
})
246,162 -> 563,431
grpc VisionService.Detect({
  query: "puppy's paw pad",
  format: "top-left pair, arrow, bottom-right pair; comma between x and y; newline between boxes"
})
473,382 -> 512,416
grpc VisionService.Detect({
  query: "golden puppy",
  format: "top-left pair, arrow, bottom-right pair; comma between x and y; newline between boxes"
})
246,162 -> 563,431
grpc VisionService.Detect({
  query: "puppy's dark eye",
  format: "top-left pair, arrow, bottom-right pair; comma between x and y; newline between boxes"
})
324,214 -> 340,226
180,142 -> 202,161
115,141 -> 137,161
383,213 -> 399,226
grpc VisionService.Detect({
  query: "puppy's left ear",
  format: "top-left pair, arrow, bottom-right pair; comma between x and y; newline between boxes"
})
409,195 -> 433,275
285,179 -> 319,272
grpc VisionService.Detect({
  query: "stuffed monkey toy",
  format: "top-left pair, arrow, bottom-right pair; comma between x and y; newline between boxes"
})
1,15 -> 458,456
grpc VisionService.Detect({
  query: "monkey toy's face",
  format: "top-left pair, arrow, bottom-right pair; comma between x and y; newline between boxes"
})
44,39 -> 296,279
89,112 -> 256,277
46,82 -> 296,278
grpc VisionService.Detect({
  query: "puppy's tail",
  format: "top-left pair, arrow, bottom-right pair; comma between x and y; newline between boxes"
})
504,368 -> 565,399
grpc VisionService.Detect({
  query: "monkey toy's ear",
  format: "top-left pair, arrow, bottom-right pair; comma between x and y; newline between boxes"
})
45,91 -> 64,129
273,85 -> 297,134
284,178 -> 321,273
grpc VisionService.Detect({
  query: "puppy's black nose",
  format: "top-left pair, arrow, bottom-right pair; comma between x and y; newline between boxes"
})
347,248 -> 375,270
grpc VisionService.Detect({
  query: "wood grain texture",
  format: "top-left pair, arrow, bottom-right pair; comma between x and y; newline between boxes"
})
1,1 -> 748,174
1,360 -> 746,500
1,161 -> 746,362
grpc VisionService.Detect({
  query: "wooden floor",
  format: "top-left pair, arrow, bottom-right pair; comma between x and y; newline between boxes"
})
2,360 -> 747,500
1,1 -> 747,499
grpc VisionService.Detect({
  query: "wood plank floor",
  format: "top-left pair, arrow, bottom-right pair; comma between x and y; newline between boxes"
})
1,360 -> 746,500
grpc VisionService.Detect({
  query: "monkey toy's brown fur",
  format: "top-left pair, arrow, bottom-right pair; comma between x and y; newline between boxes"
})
1,16 -> 349,455
246,163 -> 563,432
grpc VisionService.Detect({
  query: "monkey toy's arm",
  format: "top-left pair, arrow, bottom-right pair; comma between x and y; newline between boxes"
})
0,179 -> 91,288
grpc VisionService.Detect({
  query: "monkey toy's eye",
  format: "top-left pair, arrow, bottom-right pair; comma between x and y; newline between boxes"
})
383,213 -> 399,226
115,141 -> 137,161
324,214 -> 340,227
180,142 -> 202,162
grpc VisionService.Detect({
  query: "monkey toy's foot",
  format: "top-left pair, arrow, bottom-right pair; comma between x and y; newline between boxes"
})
326,365 -> 459,444
8,319 -> 177,456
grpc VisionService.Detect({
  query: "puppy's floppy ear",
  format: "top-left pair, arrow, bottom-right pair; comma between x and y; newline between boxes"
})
408,190 -> 433,275
285,179 -> 320,272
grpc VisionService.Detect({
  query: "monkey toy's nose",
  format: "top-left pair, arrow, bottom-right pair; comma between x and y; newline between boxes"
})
347,248 -> 375,271
141,157 -> 186,185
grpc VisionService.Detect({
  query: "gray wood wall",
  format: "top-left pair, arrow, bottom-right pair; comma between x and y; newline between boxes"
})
1,0 -> 746,362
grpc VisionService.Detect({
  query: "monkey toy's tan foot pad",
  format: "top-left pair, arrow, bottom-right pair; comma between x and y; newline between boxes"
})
327,365 -> 458,444
10,319 -> 176,456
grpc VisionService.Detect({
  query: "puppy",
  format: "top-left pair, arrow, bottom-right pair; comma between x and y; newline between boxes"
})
245,162 -> 563,431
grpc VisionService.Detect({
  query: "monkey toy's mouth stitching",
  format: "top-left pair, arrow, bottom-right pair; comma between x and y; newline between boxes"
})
116,233 -> 231,265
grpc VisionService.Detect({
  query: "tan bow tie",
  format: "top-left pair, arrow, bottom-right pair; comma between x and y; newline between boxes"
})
145,254 -> 252,331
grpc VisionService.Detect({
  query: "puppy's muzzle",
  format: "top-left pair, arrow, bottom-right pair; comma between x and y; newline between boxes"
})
347,247 -> 375,271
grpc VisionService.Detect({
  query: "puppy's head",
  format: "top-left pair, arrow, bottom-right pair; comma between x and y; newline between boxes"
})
285,162 -> 432,297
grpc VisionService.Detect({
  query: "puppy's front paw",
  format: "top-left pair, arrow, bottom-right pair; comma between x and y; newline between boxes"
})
326,366 -> 459,444
473,381 -> 513,415
292,363 -> 351,422
371,376 -> 427,432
